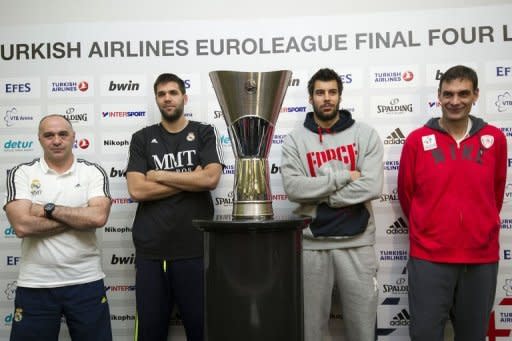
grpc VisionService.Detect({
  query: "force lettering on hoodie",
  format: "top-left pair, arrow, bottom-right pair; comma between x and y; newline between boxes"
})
306,143 -> 357,176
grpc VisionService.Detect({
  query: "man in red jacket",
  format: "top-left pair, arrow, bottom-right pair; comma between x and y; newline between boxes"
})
397,65 -> 507,341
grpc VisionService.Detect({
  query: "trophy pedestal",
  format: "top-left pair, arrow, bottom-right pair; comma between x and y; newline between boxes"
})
193,216 -> 309,341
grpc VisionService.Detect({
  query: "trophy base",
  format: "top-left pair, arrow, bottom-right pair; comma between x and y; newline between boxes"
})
232,201 -> 273,219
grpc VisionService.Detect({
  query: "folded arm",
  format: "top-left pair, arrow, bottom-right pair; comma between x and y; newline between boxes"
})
146,163 -> 223,192
327,130 -> 384,207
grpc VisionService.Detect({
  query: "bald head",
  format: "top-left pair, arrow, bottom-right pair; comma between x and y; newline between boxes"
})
38,114 -> 73,135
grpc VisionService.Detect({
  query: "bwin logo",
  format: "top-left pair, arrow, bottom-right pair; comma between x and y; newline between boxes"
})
108,80 -> 140,91
111,253 -> 135,265
110,167 -> 126,178
390,309 -> 410,326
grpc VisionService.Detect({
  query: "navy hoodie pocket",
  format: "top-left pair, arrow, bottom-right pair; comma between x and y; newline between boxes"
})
310,202 -> 370,237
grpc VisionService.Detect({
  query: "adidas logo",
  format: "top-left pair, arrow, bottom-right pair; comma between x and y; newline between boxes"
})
384,128 -> 406,145
390,308 -> 410,326
386,217 -> 408,235
151,138 -> 158,144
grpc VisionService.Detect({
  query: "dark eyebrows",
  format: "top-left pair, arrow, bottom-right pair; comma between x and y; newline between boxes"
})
157,89 -> 181,96
42,130 -> 70,137
441,89 -> 472,96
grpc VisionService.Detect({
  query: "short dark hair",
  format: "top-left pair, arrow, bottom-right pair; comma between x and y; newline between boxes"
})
153,73 -> 186,95
439,65 -> 478,91
307,68 -> 343,97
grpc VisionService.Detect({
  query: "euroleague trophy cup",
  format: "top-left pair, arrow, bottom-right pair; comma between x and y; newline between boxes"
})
209,70 -> 292,218
196,70 -> 307,341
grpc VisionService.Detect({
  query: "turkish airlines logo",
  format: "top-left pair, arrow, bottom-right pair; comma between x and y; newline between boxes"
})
78,81 -> 88,92
402,71 -> 414,82
74,138 -> 90,149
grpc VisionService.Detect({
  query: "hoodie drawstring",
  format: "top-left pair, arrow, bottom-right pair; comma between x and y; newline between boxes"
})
317,127 -> 332,143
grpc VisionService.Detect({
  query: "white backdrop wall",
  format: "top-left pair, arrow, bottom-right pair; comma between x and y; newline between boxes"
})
1,3 -> 512,340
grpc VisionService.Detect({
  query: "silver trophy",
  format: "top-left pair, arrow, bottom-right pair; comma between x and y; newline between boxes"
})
210,70 -> 292,219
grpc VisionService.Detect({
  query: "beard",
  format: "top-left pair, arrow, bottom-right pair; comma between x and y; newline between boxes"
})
160,104 -> 184,123
312,102 -> 340,122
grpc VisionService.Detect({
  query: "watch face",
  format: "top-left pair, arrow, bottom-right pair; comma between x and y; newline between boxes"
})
44,203 -> 55,217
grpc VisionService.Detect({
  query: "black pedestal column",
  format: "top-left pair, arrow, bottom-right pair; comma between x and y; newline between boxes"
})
193,216 -> 309,341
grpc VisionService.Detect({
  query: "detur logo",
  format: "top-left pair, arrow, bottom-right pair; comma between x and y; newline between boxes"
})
3,139 -> 34,151
4,226 -> 15,238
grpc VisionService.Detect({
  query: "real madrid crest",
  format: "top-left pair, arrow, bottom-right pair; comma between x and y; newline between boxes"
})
186,132 -> 196,142
14,307 -> 23,322
30,179 -> 42,196
480,135 -> 494,149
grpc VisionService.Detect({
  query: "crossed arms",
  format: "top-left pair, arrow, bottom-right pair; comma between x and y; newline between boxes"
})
5,196 -> 111,238
126,163 -> 223,202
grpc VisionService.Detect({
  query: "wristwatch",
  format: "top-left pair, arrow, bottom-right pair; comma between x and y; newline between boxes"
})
44,203 -> 56,219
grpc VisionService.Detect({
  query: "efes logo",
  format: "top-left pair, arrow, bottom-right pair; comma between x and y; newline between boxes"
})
30,179 -> 42,196
339,73 -> 353,84
4,83 -> 31,93
6,256 -> 20,266
496,66 -> 511,77
495,92 -> 512,112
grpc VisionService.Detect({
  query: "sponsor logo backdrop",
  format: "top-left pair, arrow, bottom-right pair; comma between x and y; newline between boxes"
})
1,4 -> 511,340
